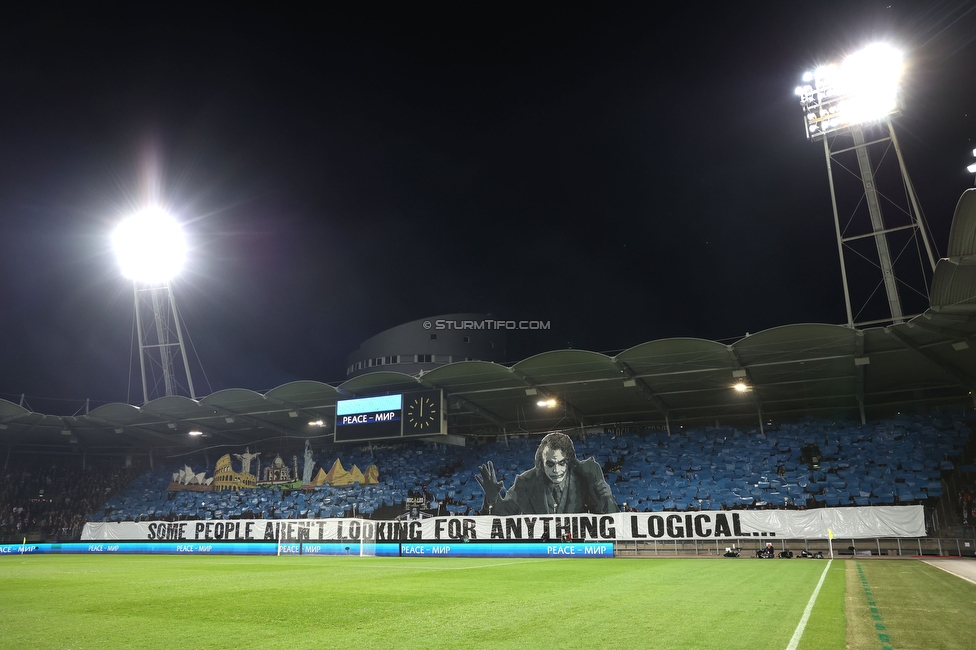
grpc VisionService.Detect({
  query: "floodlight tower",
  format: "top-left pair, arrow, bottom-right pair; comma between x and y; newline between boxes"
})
112,207 -> 196,404
796,43 -> 937,327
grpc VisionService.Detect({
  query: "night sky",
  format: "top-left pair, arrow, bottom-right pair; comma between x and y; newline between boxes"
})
1,2 -> 975,413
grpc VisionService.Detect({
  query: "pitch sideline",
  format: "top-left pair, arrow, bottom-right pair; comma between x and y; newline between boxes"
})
785,559 -> 833,650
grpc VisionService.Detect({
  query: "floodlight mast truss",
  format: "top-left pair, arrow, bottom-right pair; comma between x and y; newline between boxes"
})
797,50 -> 937,328
132,281 -> 196,404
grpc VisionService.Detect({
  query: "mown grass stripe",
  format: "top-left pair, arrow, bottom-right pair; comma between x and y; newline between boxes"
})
785,559 -> 832,650
856,561 -> 893,650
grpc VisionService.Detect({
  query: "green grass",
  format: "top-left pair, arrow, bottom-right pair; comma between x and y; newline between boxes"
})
0,556 -> 972,649
848,560 -> 976,650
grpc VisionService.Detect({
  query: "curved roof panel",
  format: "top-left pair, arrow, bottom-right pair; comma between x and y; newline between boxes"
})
265,381 -> 339,403
339,371 -> 423,395
930,260 -> 976,314
201,388 -> 270,411
513,349 -> 618,385
5,314 -> 976,453
423,361 -> 522,393
947,189 -> 976,258
732,324 -> 856,363
0,398 -> 32,420
617,338 -> 732,375
88,402 -> 143,421
141,395 -> 204,415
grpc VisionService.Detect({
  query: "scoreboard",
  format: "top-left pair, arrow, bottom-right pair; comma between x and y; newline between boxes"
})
334,390 -> 444,442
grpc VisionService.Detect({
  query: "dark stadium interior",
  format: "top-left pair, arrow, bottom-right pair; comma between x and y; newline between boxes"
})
4,4 -> 976,556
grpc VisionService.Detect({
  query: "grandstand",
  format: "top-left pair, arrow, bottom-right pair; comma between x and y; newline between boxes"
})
80,410 -> 967,525
3,190 -> 976,549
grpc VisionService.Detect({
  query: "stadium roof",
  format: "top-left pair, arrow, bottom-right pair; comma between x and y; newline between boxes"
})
3,315 -> 976,458
3,190 -> 976,458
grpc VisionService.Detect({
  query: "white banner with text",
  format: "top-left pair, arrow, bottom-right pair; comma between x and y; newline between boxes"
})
82,505 -> 924,542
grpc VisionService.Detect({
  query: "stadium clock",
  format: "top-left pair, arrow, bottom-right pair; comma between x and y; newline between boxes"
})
405,392 -> 440,432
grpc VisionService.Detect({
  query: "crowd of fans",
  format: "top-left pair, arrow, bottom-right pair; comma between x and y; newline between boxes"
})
2,411 -> 973,540
0,461 -> 142,541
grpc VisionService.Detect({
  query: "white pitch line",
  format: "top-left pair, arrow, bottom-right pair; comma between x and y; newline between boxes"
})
923,559 -> 976,585
785,559 -> 833,650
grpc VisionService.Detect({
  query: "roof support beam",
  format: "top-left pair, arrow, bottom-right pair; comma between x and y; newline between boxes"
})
726,345 -> 764,433
906,319 -> 976,346
509,367 -> 589,426
85,413 -> 216,448
58,416 -> 85,449
417,378 -> 507,430
854,330 -> 867,424
886,327 -> 976,406
262,394 -> 334,430
201,404 -> 311,440
612,359 -> 672,433
450,395 -> 507,430
7,418 -> 45,448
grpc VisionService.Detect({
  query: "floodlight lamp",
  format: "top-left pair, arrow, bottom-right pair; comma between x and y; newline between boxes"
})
733,382 -> 749,392
835,45 -> 903,124
112,207 -> 187,284
537,399 -> 557,408
188,430 -> 203,436
967,163 -> 976,174
797,43 -> 903,139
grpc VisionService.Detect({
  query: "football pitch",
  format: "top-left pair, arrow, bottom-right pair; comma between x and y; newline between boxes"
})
1,555 -> 974,649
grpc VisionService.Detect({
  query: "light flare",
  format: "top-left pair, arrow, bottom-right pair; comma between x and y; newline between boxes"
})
112,206 -> 187,283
